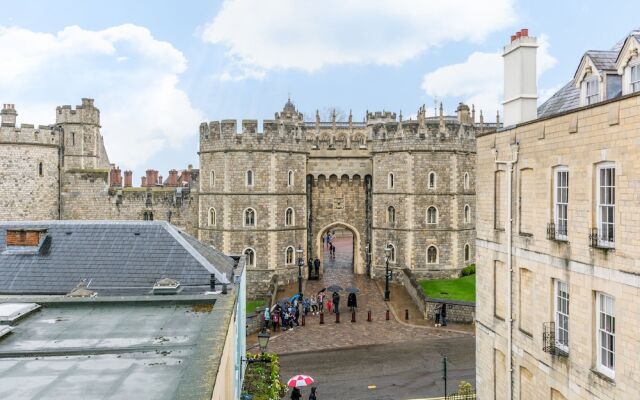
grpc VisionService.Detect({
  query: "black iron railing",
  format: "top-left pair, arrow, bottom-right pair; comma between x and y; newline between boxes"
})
589,227 -> 615,249
546,222 -> 568,241
446,391 -> 476,400
542,322 -> 568,357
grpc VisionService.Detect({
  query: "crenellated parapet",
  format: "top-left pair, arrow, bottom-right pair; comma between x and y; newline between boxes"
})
0,104 -> 59,146
199,119 -> 309,153
55,98 -> 100,126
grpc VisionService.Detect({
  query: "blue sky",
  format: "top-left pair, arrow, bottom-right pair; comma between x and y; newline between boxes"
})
1,0 -> 637,181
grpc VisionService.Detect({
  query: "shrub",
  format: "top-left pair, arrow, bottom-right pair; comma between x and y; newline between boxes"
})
461,264 -> 476,277
242,353 -> 288,400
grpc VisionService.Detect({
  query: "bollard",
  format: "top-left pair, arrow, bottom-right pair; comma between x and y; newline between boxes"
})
351,311 -> 356,323
320,312 -> 324,325
302,315 -> 305,326
367,310 -> 372,322
386,309 -> 390,321
336,312 -> 340,323
405,309 -> 409,320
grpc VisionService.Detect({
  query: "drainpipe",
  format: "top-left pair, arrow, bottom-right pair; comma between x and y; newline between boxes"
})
494,142 -> 518,400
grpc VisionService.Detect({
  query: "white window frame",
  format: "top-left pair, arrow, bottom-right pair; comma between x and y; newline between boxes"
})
554,280 -> 569,353
584,76 -> 600,105
243,208 -> 256,227
208,207 -> 216,226
596,163 -> 615,247
428,171 -> 437,189
285,207 -> 295,226
596,292 -> 615,378
630,62 -> 640,93
243,248 -> 256,268
464,204 -> 471,224
427,206 -> 438,225
246,170 -> 254,187
285,246 -> 295,265
554,166 -> 569,240
287,170 -> 294,187
388,173 -> 395,189
427,246 -> 438,264
464,172 -> 470,190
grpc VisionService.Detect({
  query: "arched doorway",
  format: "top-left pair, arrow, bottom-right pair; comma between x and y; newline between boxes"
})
315,222 -> 363,277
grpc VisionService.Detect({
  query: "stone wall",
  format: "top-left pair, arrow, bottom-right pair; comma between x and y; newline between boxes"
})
399,268 -> 476,323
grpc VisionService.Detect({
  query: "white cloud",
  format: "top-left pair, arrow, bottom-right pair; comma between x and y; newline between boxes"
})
421,34 -> 558,116
202,0 -> 516,74
0,24 -> 202,170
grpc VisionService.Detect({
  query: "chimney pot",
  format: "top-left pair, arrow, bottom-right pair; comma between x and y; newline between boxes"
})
511,35 -> 517,42
516,31 -> 522,39
124,170 -> 133,188
141,177 -> 147,187
521,28 -> 528,37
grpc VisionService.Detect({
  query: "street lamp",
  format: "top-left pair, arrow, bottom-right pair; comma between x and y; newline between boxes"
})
296,245 -> 304,298
257,329 -> 270,354
384,245 -> 392,301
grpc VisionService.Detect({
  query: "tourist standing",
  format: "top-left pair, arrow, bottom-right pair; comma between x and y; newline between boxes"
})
309,387 -> 317,400
440,303 -> 448,327
291,387 -> 302,400
314,258 -> 320,276
347,292 -> 357,312
271,309 -> 280,331
263,307 -> 270,330
317,292 -> 325,312
332,291 -> 340,314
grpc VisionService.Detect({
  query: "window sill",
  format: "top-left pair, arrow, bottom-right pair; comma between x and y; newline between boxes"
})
519,232 -> 533,238
590,368 -> 615,384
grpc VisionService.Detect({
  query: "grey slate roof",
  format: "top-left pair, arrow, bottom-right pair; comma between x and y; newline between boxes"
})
0,221 -> 234,295
537,28 -> 640,119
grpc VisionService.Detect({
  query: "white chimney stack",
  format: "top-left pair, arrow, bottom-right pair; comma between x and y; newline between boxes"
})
502,28 -> 538,126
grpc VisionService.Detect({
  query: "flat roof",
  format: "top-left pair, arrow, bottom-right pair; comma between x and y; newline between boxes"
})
0,295 -> 235,400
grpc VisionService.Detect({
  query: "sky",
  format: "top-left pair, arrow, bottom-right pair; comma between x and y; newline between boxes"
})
1,0 -> 638,181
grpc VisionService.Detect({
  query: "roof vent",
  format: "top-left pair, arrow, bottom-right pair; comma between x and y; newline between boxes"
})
0,303 -> 41,324
152,278 -> 181,295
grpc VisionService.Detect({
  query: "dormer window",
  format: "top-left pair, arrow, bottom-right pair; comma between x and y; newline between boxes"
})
631,64 -> 640,93
585,77 -> 600,105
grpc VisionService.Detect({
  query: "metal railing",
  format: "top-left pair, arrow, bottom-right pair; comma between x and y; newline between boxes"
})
546,222 -> 568,241
542,322 -> 568,357
589,227 -> 615,249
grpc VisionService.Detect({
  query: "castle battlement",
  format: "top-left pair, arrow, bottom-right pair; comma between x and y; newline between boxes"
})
0,104 -> 58,146
56,98 -> 100,126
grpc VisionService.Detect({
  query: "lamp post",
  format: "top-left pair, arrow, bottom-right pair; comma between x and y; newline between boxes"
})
245,329 -> 271,365
296,245 -> 304,298
384,245 -> 392,301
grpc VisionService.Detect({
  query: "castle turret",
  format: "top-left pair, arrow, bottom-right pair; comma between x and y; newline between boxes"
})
57,98 -> 109,170
1,104 -> 17,127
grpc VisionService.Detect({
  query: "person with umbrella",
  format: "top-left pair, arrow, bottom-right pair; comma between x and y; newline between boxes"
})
291,387 -> 301,400
332,291 -> 340,314
288,375 -> 315,399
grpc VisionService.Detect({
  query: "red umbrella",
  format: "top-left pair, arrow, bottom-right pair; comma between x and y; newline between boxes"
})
287,375 -> 315,388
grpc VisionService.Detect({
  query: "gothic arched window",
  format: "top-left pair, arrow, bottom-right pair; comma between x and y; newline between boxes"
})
427,246 -> 438,264
244,208 -> 256,227
427,207 -> 438,225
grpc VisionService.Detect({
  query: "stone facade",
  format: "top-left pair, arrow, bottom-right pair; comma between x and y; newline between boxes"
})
475,92 -> 640,399
0,98 -> 486,297
200,101 -> 488,293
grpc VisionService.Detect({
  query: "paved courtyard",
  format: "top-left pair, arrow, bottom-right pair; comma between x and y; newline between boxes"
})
266,235 -> 472,355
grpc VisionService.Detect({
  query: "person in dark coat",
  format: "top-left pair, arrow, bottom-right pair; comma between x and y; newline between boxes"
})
347,292 -> 357,312
440,303 -> 447,326
309,387 -> 317,400
291,387 -> 302,400
313,258 -> 321,276
332,291 -> 340,314
308,258 -> 314,278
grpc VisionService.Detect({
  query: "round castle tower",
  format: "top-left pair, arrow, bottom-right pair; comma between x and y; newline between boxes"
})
198,100 -> 309,293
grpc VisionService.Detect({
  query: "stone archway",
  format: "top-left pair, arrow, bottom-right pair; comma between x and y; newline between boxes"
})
315,221 -> 364,276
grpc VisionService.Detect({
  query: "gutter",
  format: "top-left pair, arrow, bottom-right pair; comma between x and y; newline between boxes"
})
494,143 -> 519,400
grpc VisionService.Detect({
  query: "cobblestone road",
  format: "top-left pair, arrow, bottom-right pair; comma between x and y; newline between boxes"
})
267,236 -> 471,355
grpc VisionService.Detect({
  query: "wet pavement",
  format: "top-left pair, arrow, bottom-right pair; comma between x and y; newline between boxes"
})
266,236 -> 472,355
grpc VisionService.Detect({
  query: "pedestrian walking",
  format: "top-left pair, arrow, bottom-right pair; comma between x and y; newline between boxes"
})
309,387 -> 317,400
347,292 -> 357,312
272,309 -> 280,331
317,292 -> 324,312
263,307 -> 270,330
310,297 -> 318,314
332,291 -> 340,314
291,387 -> 302,400
440,303 -> 448,326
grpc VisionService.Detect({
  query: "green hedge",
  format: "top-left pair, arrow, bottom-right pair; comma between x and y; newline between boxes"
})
241,353 -> 287,400
461,263 -> 476,277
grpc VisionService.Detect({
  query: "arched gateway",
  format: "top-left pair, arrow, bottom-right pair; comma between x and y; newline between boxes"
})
315,222 -> 365,276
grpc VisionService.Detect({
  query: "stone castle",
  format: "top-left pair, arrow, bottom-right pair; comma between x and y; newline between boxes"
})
1,98 -> 496,294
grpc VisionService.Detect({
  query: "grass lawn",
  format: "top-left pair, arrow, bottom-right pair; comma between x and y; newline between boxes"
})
246,299 -> 266,314
419,274 -> 476,302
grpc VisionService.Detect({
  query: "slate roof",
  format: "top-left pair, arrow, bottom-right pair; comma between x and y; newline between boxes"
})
537,29 -> 640,119
0,221 -> 234,295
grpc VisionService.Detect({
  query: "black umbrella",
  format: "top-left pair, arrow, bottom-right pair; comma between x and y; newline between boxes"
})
317,288 -> 327,294
326,285 -> 343,292
345,287 -> 359,293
